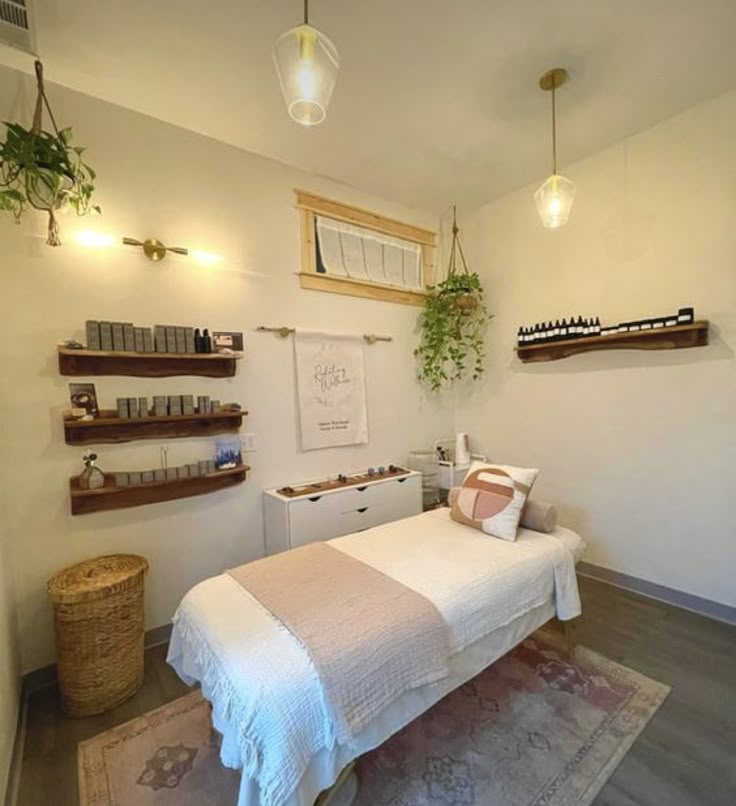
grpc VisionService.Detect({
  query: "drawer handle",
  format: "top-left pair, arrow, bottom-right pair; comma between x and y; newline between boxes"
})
357,507 -> 368,513
308,496 -> 322,502
356,486 -> 368,492
396,478 -> 407,483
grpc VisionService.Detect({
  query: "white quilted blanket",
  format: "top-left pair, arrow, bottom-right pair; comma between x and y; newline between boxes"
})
167,509 -> 582,806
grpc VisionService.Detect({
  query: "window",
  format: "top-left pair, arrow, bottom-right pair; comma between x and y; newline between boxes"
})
295,190 -> 436,306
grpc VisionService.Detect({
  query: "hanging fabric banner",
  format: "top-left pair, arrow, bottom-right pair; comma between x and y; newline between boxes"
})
294,331 -> 369,451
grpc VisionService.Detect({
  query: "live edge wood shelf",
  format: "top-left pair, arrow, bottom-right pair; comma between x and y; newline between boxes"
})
516,321 -> 709,364
58,347 -> 243,378
70,465 -> 249,515
64,409 -> 247,445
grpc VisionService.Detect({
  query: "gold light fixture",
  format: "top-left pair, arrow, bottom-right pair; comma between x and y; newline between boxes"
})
122,237 -> 188,261
273,0 -> 340,126
534,68 -> 576,229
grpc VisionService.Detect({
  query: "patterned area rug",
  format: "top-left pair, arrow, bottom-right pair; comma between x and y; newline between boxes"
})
78,636 -> 669,806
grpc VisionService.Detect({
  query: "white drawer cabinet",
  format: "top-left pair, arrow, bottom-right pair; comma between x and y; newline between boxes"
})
263,471 -> 422,555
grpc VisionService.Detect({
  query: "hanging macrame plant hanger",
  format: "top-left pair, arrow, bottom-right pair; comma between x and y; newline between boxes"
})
445,205 -> 478,315
28,60 -> 72,246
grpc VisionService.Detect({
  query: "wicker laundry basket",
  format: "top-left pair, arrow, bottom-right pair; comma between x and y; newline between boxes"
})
46,554 -> 148,717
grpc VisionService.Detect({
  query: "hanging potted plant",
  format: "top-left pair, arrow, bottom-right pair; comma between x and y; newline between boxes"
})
415,206 -> 491,391
0,61 -> 100,246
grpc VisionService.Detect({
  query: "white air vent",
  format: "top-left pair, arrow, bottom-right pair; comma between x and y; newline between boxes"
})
0,0 -> 36,55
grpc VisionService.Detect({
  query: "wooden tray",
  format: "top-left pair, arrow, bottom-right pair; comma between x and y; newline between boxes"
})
276,466 -> 411,498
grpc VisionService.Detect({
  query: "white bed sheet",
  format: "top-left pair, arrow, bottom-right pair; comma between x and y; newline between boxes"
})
167,510 -> 585,806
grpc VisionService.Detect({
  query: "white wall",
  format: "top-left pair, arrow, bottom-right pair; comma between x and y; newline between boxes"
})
0,511 -> 20,801
459,90 -> 736,608
0,65 -> 450,673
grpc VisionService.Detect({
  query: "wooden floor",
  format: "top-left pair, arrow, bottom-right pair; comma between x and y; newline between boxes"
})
13,575 -> 736,806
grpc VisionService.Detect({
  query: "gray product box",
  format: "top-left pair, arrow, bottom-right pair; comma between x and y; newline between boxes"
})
168,395 -> 182,416
134,327 -> 145,352
141,470 -> 154,484
99,321 -> 113,351
127,398 -> 139,418
184,327 -> 195,354
181,395 -> 195,415
142,328 -> 154,353
177,465 -> 190,479
128,471 -> 142,486
154,325 -> 168,353
198,460 -> 209,476
207,460 -> 217,474
116,397 -> 129,419
123,323 -> 135,351
187,463 -> 200,478
165,326 -> 177,353
114,472 -> 129,487
112,322 -> 125,351
154,468 -> 166,482
85,320 -> 101,350
138,397 -> 149,417
175,327 -> 187,353
153,395 -> 167,413
210,400 -> 220,413
197,396 -> 209,414
165,467 -> 178,481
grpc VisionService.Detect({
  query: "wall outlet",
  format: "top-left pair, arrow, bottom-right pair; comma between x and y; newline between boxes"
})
241,433 -> 257,452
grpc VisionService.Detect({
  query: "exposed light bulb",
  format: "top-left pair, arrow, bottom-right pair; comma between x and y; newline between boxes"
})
534,174 -> 576,229
75,230 -> 116,248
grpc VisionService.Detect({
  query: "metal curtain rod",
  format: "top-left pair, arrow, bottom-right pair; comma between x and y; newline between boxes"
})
256,326 -> 393,345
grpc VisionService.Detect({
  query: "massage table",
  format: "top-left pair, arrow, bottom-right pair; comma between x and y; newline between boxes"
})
167,507 -> 585,806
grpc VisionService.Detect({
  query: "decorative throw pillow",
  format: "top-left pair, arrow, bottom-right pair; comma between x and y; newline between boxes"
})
449,461 -> 539,541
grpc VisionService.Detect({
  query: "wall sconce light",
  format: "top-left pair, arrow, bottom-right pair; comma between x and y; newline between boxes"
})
122,237 -> 188,261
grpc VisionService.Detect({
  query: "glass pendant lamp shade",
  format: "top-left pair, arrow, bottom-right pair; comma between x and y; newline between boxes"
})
535,68 -> 575,228
534,173 -> 576,229
274,23 -> 339,126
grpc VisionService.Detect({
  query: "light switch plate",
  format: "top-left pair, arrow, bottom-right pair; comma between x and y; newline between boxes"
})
241,433 -> 257,452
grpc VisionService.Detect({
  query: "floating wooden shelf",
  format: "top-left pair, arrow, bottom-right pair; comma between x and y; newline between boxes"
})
516,321 -> 709,363
64,409 -> 246,445
70,465 -> 249,515
58,347 -> 243,378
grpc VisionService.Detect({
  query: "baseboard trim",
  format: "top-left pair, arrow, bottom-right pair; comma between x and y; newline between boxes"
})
3,692 -> 25,806
578,562 -> 736,626
21,622 -> 174,695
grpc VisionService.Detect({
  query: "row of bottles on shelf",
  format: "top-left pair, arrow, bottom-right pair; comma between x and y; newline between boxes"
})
518,317 -> 601,345
517,307 -> 695,348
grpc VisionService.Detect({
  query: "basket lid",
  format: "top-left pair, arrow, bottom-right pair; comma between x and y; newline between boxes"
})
47,554 -> 149,604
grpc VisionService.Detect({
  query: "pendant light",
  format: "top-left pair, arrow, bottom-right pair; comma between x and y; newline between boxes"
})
273,0 -> 340,126
534,68 -> 576,228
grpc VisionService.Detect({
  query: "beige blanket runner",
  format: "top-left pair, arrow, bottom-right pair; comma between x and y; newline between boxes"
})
227,542 -> 450,742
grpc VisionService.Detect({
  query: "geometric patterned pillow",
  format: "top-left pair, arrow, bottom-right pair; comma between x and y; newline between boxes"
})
449,461 -> 539,541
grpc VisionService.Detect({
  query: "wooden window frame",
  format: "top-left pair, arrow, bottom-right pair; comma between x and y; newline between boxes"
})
295,189 -> 436,306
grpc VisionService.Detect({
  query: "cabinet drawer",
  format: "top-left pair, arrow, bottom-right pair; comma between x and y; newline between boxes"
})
288,495 -> 343,548
335,484 -> 383,513
341,505 -> 386,534
380,475 -> 422,521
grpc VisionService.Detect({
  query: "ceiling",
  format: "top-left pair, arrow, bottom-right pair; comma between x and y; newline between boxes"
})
2,0 -> 736,212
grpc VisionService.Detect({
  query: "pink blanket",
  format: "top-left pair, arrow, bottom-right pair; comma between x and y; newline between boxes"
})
228,542 -> 450,741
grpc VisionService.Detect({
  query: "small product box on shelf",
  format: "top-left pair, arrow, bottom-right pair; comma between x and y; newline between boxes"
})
175,327 -> 187,353
184,328 -> 196,354
168,395 -> 182,416
177,466 -> 190,479
114,473 -> 129,487
187,463 -> 200,478
85,321 -> 101,351
141,470 -> 154,484
182,395 -> 195,415
99,321 -> 114,351
154,469 -> 166,482
112,322 -> 125,351
154,325 -> 168,353
128,471 -> 142,486
116,398 -> 129,419
165,326 -> 177,354
165,468 -> 178,481
127,398 -> 140,418
197,396 -> 209,414
153,396 -> 167,417
142,328 -> 154,352
134,327 -> 145,352
138,397 -> 149,417
123,323 -> 135,351
210,400 -> 221,413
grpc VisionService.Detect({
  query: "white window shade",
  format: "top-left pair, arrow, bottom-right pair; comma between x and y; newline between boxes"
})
316,216 -> 423,290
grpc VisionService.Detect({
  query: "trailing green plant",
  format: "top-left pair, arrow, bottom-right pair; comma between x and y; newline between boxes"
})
0,61 -> 100,246
415,269 -> 491,391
